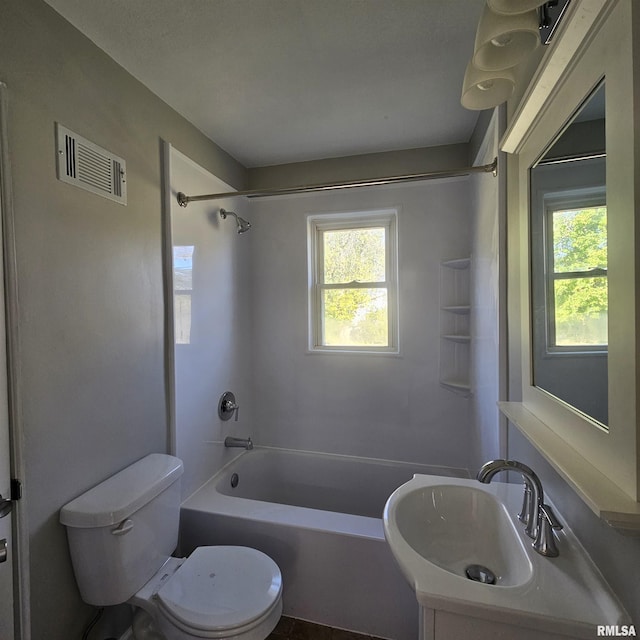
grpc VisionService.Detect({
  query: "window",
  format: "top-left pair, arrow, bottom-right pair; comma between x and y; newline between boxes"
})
308,210 -> 398,353
545,196 -> 607,350
173,245 -> 194,345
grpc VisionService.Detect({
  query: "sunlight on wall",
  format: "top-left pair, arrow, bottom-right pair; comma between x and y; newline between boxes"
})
173,245 -> 194,345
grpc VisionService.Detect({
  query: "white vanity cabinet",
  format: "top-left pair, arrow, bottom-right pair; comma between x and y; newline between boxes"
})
420,608 -> 598,640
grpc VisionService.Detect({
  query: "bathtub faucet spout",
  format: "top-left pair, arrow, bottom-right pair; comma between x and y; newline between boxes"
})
224,436 -> 253,450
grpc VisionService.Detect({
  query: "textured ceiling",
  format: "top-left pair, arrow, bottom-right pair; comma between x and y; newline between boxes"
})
44,0 -> 485,167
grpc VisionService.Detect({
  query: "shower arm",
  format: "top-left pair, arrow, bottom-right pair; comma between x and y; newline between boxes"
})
220,208 -> 237,222
176,158 -> 498,207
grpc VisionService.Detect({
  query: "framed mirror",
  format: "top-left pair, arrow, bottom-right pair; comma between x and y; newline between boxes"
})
500,0 -> 640,520
530,83 -> 607,428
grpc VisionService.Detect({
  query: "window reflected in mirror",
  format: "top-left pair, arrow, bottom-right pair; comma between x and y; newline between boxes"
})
548,203 -> 607,347
530,81 -> 607,428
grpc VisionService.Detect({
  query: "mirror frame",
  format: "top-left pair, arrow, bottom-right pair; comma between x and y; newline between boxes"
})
500,0 -> 640,527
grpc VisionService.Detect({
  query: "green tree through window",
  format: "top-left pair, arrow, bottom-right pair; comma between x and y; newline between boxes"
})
549,205 -> 607,346
323,228 -> 387,346
309,211 -> 398,352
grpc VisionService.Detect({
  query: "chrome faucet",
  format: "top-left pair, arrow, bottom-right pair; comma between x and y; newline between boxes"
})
224,436 -> 253,450
477,459 -> 563,557
477,459 -> 542,538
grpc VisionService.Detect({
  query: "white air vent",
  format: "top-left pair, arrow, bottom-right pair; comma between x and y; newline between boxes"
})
56,123 -> 127,205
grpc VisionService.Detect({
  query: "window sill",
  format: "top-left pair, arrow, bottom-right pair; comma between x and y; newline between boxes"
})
306,348 -> 401,358
499,401 -> 640,534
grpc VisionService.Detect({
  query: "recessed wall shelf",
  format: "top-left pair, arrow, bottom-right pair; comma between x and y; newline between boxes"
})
442,335 -> 471,343
441,257 -> 471,270
439,258 -> 472,397
441,380 -> 472,394
442,305 -> 471,314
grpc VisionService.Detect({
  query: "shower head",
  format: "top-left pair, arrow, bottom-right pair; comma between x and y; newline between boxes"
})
236,217 -> 252,234
220,208 -> 251,234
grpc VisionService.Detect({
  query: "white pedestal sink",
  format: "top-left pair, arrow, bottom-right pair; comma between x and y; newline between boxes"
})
383,475 -> 631,640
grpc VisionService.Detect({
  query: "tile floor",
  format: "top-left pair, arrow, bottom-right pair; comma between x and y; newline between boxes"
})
269,617 -> 385,640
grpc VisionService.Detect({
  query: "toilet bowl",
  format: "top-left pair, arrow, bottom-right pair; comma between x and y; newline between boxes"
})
59,454 -> 283,640
131,547 -> 283,640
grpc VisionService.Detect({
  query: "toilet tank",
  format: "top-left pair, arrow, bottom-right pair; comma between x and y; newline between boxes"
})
60,453 -> 184,606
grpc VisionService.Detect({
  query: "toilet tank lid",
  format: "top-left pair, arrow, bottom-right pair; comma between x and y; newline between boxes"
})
60,454 -> 184,529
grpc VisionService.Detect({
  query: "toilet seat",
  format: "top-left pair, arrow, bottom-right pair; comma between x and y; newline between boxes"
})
154,546 -> 282,638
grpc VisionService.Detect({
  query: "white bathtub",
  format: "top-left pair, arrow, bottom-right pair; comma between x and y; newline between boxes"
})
179,448 -> 468,640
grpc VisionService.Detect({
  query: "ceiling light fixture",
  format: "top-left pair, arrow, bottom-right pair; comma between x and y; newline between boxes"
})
461,62 -> 516,111
460,1 -> 572,111
473,6 -> 540,71
487,0 -> 548,15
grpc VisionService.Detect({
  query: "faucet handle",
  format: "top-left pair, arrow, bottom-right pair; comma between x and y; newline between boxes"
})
518,484 -> 531,525
539,503 -> 563,530
225,400 -> 240,422
533,503 -> 563,557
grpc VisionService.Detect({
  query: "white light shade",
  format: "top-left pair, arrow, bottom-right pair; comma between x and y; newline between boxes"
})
473,6 -> 540,71
487,0 -> 547,15
461,61 -> 515,110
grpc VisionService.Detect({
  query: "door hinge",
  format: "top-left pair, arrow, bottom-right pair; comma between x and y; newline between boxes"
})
10,479 -> 21,501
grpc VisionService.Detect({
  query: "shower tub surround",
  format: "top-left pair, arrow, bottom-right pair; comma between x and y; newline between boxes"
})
179,447 -> 468,640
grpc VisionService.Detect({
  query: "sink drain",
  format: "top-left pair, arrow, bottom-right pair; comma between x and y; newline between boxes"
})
465,564 -> 496,585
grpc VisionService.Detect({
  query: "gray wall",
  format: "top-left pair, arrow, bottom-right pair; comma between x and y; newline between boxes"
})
0,1 -> 246,638
468,110 -> 505,471
248,179 -> 474,470
167,148 -> 254,501
246,138 -> 481,471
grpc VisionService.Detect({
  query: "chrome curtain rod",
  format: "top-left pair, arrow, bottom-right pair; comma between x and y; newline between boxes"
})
177,157 -> 498,207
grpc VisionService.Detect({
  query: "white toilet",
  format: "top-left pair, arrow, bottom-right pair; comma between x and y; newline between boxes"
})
60,453 -> 283,640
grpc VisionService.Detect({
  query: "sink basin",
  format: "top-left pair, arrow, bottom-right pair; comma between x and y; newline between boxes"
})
392,483 -> 532,586
383,474 -> 630,637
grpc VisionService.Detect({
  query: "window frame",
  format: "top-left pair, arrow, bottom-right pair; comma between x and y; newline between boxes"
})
542,190 -> 607,354
307,209 -> 399,354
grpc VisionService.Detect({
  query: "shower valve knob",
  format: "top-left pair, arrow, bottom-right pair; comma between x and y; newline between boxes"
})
219,391 -> 240,421
223,402 -> 239,421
